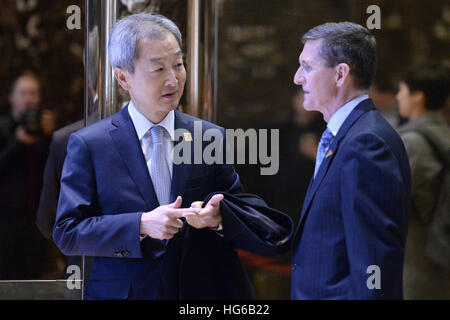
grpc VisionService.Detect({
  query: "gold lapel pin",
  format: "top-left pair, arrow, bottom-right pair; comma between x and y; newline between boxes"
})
325,149 -> 333,158
184,132 -> 193,142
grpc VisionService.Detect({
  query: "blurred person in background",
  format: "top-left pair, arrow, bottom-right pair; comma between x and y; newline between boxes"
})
396,61 -> 450,299
270,89 -> 325,224
238,89 -> 325,299
370,80 -> 405,128
35,119 -> 84,279
289,89 -> 326,163
0,71 -> 56,279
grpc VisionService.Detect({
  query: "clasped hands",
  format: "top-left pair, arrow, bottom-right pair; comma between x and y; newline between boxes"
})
139,194 -> 224,240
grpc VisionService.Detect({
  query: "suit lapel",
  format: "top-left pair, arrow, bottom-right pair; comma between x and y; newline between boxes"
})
109,108 -> 197,208
299,140 -> 338,220
109,106 -> 159,210
295,99 -> 376,239
170,110 -> 195,203
170,111 -> 198,258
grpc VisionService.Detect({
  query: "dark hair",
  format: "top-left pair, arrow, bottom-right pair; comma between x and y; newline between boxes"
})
402,62 -> 449,110
372,79 -> 396,93
302,22 -> 377,90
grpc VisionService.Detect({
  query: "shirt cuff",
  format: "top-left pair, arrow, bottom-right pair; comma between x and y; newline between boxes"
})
210,223 -> 224,237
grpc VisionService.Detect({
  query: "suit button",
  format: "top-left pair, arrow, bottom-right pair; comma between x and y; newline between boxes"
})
292,264 -> 297,272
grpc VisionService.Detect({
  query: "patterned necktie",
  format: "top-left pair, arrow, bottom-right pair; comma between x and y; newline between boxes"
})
314,128 -> 334,178
149,126 -> 171,205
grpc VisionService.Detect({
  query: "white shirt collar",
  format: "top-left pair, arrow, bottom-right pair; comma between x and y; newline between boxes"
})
327,94 -> 369,136
127,100 -> 175,141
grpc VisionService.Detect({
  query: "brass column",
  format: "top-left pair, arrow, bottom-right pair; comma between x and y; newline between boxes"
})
187,0 -> 218,122
82,0 -> 119,299
85,0 -> 118,126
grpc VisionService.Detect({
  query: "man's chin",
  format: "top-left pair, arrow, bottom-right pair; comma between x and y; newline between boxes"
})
167,103 -> 179,111
160,97 -> 181,110
302,103 -> 314,112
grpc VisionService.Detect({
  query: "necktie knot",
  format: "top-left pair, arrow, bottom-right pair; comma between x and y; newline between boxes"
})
319,128 -> 333,150
151,126 -> 164,145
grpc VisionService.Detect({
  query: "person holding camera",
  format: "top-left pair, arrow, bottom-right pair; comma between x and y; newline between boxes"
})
0,71 -> 56,279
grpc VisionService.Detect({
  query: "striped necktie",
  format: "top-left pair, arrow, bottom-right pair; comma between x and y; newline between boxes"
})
149,126 -> 171,205
314,128 -> 334,178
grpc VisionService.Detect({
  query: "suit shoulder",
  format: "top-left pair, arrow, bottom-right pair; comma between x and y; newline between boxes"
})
70,115 -> 115,141
343,110 -> 409,161
176,111 -> 223,131
347,110 -> 402,143
52,120 -> 84,145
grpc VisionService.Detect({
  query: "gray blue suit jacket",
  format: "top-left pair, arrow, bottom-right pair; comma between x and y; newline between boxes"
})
53,106 -> 293,299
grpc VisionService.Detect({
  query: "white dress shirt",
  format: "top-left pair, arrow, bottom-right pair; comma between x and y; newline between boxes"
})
128,101 -> 175,178
327,94 -> 369,136
128,101 -> 224,237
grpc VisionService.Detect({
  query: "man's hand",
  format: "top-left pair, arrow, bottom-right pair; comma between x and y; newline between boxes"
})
140,196 -> 200,240
184,194 -> 224,229
15,125 -> 38,145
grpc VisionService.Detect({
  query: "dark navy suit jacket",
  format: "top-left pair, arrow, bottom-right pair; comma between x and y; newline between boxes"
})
36,120 -> 83,240
291,99 -> 411,299
53,106 -> 293,300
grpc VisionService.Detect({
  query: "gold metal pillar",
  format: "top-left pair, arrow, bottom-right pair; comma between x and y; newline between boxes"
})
85,0 -> 118,126
187,0 -> 218,122
82,0 -> 119,299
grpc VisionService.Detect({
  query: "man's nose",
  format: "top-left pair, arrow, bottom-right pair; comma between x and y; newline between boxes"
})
165,70 -> 178,86
293,68 -> 304,85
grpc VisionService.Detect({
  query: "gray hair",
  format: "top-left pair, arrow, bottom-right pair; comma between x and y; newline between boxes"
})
108,13 -> 182,74
302,22 -> 377,89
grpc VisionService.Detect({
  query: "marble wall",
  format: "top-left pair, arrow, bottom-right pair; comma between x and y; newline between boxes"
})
217,0 -> 449,128
0,0 -> 85,125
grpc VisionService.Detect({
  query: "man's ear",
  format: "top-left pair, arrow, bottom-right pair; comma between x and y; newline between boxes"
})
335,63 -> 350,87
114,68 -> 131,91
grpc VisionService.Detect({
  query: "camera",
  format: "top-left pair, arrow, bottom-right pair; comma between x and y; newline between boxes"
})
19,108 -> 43,136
